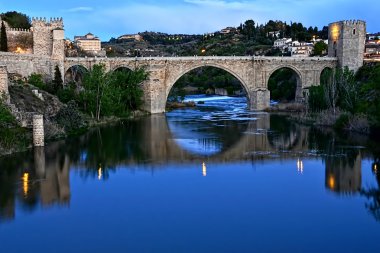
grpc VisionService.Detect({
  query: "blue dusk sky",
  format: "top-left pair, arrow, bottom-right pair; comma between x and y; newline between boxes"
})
0,0 -> 378,40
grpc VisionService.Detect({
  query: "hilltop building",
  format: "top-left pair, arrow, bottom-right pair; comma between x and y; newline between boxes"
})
117,34 -> 143,42
74,33 -> 105,56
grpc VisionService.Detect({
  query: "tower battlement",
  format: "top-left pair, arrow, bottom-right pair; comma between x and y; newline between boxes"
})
328,20 -> 366,72
31,17 -> 64,59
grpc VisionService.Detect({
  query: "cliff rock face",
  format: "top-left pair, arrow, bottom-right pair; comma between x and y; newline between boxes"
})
9,84 -> 63,127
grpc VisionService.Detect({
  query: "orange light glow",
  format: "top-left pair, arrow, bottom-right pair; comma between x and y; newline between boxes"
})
22,173 -> 29,197
98,165 -> 102,180
328,175 -> 336,190
201,49 -> 206,53
331,24 -> 340,41
15,47 -> 26,54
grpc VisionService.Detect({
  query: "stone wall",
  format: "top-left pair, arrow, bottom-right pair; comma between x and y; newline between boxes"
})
0,52 -> 62,81
6,29 -> 33,54
33,114 -> 44,147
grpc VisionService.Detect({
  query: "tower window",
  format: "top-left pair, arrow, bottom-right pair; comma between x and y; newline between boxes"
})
353,29 -> 356,35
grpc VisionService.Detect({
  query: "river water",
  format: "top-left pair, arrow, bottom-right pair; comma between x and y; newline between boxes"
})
0,95 -> 379,253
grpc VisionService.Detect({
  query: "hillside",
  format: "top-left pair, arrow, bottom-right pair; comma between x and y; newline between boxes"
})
103,20 -> 328,57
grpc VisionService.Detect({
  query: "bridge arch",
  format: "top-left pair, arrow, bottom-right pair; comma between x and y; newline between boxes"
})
64,64 -> 89,85
166,63 -> 252,107
267,65 -> 303,102
110,65 -> 134,72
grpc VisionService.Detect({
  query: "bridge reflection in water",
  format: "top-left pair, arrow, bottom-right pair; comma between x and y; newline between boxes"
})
0,114 -> 379,223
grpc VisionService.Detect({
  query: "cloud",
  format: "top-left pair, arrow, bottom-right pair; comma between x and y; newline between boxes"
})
62,7 -> 94,13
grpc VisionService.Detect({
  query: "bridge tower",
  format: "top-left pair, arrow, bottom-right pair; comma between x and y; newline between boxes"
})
328,20 -> 366,72
31,17 -> 65,60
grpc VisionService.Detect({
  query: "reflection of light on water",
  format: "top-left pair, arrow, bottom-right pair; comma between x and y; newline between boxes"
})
202,162 -> 207,177
328,175 -> 336,190
22,173 -> 29,197
98,165 -> 102,180
297,159 -> 304,174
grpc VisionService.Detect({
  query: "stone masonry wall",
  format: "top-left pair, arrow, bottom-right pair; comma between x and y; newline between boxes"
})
6,29 -> 33,54
328,20 -> 366,72
33,114 -> 44,147
0,52 -> 62,81
32,18 -> 64,58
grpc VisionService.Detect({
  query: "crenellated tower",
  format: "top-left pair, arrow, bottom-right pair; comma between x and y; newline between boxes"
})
31,17 -> 65,60
328,20 -> 366,72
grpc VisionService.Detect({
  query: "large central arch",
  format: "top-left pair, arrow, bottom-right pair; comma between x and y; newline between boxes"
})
166,63 -> 252,108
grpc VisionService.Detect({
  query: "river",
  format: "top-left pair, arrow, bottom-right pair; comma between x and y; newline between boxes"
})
0,95 -> 379,253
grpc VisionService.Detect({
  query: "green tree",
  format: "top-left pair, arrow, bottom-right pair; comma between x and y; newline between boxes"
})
243,20 -> 256,40
0,21 -> 7,52
53,65 -> 63,92
80,64 -> 113,121
1,11 -> 31,29
314,41 -> 328,56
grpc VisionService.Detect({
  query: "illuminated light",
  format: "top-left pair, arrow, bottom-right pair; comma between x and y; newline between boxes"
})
328,175 -> 336,190
374,164 -> 378,174
331,24 -> 340,41
22,173 -> 29,197
15,47 -> 26,54
297,159 -> 304,174
98,165 -> 102,180
201,49 -> 206,54
202,162 -> 207,177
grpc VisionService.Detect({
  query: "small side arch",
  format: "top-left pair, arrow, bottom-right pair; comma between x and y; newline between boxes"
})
64,64 -> 89,85
266,65 -> 303,102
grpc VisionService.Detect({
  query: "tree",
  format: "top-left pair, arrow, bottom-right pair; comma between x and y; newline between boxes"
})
322,68 -> 339,115
243,20 -> 256,40
0,21 -> 7,52
1,11 -> 31,29
314,41 -> 328,56
53,65 -> 63,92
81,64 -> 113,121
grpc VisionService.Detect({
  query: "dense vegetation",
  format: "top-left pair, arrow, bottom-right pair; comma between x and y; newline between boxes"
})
307,63 -> 380,133
0,21 -> 7,52
0,97 -> 31,153
33,64 -> 148,121
105,19 -> 328,57
0,11 -> 31,29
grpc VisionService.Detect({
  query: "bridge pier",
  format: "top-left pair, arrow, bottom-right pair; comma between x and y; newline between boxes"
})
0,66 -> 9,103
251,89 -> 270,110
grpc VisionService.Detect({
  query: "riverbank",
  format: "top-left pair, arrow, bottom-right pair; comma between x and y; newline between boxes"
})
0,109 -> 149,158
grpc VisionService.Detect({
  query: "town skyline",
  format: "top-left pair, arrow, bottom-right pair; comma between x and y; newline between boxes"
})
0,0 -> 378,40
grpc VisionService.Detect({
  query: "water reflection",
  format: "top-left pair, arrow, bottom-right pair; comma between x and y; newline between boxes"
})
0,112 -> 380,224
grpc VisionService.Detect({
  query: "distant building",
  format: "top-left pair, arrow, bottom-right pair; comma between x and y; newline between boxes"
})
117,34 -> 143,41
220,27 -> 238,34
74,33 -> 101,51
367,33 -> 380,41
365,40 -> 380,57
290,41 -> 314,57
267,31 -> 281,38
273,38 -> 292,53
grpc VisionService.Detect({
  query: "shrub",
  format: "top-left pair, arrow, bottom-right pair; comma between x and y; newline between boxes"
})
28,73 -> 45,90
55,101 -> 87,134
334,113 -> 350,130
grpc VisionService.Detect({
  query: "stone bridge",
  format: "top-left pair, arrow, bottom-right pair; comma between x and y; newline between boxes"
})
64,56 -> 337,113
